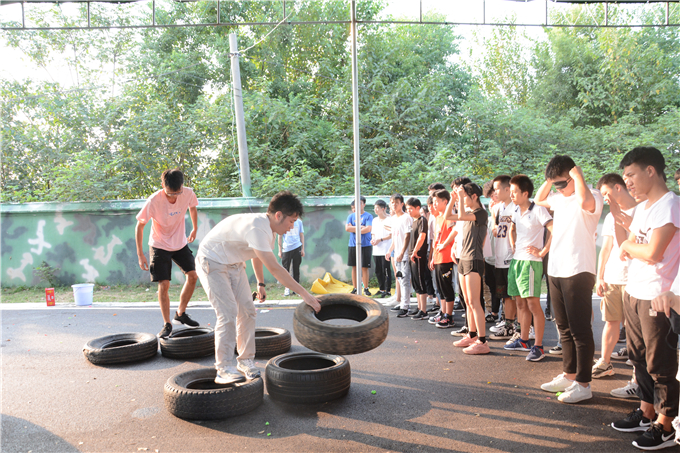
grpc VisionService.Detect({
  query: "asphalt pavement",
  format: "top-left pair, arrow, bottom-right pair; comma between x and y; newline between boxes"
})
1,296 -> 656,453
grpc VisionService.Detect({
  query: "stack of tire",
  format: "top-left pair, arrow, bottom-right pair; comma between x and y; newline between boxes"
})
82,294 -> 388,421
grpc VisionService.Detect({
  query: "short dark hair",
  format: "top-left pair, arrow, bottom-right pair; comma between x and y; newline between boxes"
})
545,155 -> 576,181
462,183 -> 483,199
510,174 -> 534,198
390,193 -> 404,204
374,199 -> 387,209
162,168 -> 184,191
350,196 -> 367,207
428,182 -> 446,191
421,205 -> 429,214
268,191 -> 304,218
433,188 -> 451,202
492,175 -> 511,188
675,169 -> 680,182
406,197 -> 421,208
427,196 -> 434,206
619,147 -> 666,181
596,173 -> 626,191
452,177 -> 472,189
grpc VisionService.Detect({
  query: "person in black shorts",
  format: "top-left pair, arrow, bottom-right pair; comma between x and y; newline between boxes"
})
406,197 -> 430,320
346,197 -> 373,295
135,169 -> 200,338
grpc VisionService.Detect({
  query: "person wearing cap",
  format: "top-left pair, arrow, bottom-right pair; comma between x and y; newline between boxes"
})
346,196 -> 373,296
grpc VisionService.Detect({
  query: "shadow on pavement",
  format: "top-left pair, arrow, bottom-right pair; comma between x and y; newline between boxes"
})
1,415 -> 80,453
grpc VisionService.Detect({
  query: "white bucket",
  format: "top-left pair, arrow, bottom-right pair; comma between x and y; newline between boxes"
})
72,283 -> 94,306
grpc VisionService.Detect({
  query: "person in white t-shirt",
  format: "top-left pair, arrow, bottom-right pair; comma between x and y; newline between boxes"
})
278,218 -> 304,297
506,175 -> 553,363
196,191 -> 321,385
535,155 -> 604,404
610,147 -> 680,450
371,199 -> 393,298
489,175 -> 517,341
591,173 -> 638,379
387,194 -> 413,316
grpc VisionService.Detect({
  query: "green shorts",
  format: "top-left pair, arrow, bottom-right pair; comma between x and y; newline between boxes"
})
507,259 -> 543,299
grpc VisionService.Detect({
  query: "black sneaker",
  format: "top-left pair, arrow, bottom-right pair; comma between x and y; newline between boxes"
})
427,304 -> 441,313
632,423 -> 675,450
364,287 -> 372,297
437,315 -> 456,329
173,311 -> 199,328
412,310 -> 428,320
453,301 -> 464,311
619,326 -> 627,343
612,409 -> 654,433
548,345 -> 562,355
381,291 -> 391,299
390,304 -> 402,312
544,307 -> 553,321
611,347 -> 629,360
485,312 -> 496,323
407,309 -> 418,316
158,323 -> 172,339
451,326 -> 469,337
351,288 -> 357,295
396,309 -> 409,318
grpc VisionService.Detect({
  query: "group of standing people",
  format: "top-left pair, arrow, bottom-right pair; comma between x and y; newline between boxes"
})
133,145 -> 679,451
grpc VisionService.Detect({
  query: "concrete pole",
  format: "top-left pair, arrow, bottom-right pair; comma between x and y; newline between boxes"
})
350,0 -> 362,293
229,33 -> 253,198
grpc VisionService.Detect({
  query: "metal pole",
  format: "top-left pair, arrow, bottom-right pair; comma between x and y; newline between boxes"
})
229,33 -> 253,198
87,2 -> 90,28
605,2 -> 608,27
21,1 -> 25,29
350,0 -> 362,293
217,0 -> 220,24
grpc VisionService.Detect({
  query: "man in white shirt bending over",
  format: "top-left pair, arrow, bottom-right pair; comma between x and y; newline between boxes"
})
196,191 -> 321,385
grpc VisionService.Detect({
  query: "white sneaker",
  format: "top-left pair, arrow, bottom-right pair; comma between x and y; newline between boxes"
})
215,366 -> 245,384
237,358 -> 261,380
626,359 -> 634,367
490,320 -> 505,333
528,326 -> 535,340
557,381 -> 592,404
611,380 -> 640,399
505,331 -> 521,345
592,358 -> 615,378
541,373 -> 573,392
284,288 -> 290,296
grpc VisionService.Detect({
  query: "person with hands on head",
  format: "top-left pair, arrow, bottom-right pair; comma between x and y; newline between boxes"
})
534,156 -> 603,404
195,191 -> 321,385
135,168 -> 200,339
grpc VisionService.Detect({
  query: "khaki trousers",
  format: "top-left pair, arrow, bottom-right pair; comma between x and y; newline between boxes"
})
195,256 -> 256,370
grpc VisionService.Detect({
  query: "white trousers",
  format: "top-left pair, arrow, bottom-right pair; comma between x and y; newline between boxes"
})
195,256 -> 256,370
396,260 -> 412,309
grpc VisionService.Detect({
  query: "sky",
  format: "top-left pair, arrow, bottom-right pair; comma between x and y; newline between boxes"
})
0,0 -> 557,88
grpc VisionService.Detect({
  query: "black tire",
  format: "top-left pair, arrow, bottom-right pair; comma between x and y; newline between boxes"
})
83,333 -> 158,366
164,368 -> 264,420
265,352 -> 350,404
293,294 -> 388,355
160,327 -> 215,359
255,328 -> 291,357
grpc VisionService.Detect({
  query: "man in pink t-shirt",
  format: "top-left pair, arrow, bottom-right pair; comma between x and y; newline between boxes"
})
135,169 -> 200,338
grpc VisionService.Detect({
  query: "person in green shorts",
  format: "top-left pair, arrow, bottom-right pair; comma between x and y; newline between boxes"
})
505,175 -> 554,361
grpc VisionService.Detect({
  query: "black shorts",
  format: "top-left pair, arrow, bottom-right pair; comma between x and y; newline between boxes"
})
410,257 -> 430,295
494,266 -> 510,298
435,262 -> 457,302
348,246 -> 372,268
458,259 -> 485,277
149,244 -> 196,282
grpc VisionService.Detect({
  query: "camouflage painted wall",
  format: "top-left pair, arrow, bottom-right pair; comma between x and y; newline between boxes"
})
0,196 -> 408,288
1,195 -> 606,288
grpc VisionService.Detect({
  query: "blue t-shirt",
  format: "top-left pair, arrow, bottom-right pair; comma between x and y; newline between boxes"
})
281,219 -> 304,252
347,212 -> 373,247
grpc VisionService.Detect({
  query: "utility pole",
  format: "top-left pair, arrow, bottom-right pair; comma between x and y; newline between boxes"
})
229,33 -> 252,198
350,0 -> 362,293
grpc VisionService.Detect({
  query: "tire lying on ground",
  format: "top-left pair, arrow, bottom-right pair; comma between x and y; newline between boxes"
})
164,368 -> 264,420
293,294 -> 388,355
83,333 -> 158,366
254,327 -> 291,357
265,352 -> 350,404
160,327 -> 214,359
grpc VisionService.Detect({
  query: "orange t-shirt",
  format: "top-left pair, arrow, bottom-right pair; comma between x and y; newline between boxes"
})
136,188 -> 199,252
432,216 -> 454,265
